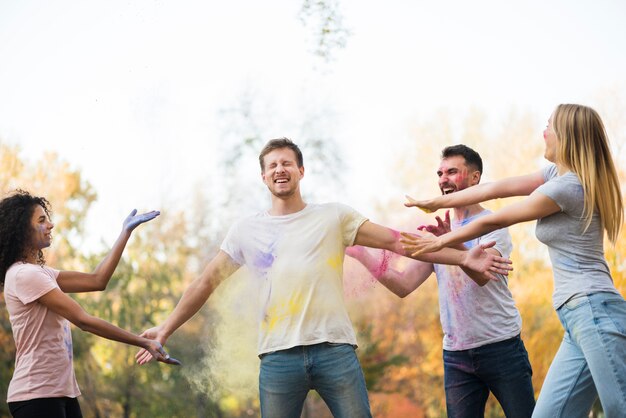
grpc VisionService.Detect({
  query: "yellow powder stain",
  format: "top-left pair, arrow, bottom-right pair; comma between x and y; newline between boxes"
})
326,252 -> 343,271
262,292 -> 305,331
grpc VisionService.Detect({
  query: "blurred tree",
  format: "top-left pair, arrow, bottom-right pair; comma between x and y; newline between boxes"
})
215,86 -> 346,225
299,0 -> 351,63
72,203 -> 230,417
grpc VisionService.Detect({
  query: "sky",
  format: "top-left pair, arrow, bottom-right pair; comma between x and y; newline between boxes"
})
1,0 -> 625,250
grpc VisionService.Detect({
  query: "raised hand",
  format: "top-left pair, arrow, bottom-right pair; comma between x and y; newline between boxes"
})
417,210 -> 451,236
404,195 -> 438,213
400,231 -> 444,256
462,241 -> 513,280
123,209 -> 160,232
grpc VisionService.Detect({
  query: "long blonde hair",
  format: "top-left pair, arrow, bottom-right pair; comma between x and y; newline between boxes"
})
553,104 -> 623,243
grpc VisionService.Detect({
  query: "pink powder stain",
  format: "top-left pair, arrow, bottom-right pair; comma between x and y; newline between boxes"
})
385,228 -> 405,255
372,250 -> 392,279
387,228 -> 401,240
343,256 -> 378,299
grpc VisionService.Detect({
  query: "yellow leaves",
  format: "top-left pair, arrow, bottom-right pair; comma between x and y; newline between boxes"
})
606,225 -> 626,294
0,142 -> 25,192
0,143 -> 96,271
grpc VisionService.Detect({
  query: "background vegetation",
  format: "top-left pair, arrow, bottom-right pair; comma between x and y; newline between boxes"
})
1,98 -> 624,417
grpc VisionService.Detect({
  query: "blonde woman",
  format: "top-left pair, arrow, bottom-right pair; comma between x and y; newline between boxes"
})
401,104 -> 625,417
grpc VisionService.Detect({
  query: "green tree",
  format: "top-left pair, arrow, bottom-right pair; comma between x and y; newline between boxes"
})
72,206 -> 227,417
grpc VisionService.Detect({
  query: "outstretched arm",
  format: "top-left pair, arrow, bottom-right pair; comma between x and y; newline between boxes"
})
346,246 -> 433,297
136,250 -> 240,364
401,191 -> 561,255
418,210 -> 496,286
354,221 -> 512,282
58,209 -> 160,293
405,170 -> 545,213
38,287 -> 178,365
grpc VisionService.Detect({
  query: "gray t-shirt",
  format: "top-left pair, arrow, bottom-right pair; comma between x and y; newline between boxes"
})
535,164 -> 618,309
433,209 -> 522,351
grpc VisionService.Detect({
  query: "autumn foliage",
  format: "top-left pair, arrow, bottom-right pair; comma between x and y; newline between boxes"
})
1,102 -> 624,417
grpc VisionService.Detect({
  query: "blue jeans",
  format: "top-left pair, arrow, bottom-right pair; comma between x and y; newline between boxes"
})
259,342 -> 372,418
533,292 -> 626,418
443,335 -> 535,418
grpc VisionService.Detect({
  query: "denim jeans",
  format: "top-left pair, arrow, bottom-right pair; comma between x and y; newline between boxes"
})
259,342 -> 372,418
533,292 -> 626,418
443,335 -> 535,418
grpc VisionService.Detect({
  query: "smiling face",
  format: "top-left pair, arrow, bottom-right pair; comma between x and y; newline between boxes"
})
437,155 -> 480,195
29,204 -> 54,251
543,114 -> 558,163
261,147 -> 304,198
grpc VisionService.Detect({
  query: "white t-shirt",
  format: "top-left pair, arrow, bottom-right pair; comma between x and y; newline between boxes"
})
433,210 -> 522,351
220,203 -> 367,355
4,262 -> 81,402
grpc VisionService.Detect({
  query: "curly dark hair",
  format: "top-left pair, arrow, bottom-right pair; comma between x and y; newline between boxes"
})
0,190 -> 52,287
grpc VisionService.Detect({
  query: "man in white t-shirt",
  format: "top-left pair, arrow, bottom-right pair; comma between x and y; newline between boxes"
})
137,139 -> 512,418
348,145 -> 535,418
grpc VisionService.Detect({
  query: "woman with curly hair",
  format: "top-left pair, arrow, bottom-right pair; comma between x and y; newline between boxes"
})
1,190 -> 177,418
402,104 -> 625,417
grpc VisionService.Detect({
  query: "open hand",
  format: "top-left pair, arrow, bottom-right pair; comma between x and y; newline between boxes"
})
400,231 -> 444,256
463,241 -> 513,280
123,209 -> 160,232
417,210 -> 451,236
136,326 -> 176,365
405,195 -> 438,213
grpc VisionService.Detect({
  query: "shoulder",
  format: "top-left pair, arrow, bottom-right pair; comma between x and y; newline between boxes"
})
230,211 -> 266,228
7,262 -> 54,278
13,263 -> 58,281
541,163 -> 559,181
7,263 -> 59,303
321,202 -> 361,215
559,171 -> 582,185
538,171 -> 582,196
473,210 -> 512,253
304,202 -> 352,217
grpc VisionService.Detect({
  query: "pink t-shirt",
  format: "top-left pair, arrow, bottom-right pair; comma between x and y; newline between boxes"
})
4,262 -> 81,402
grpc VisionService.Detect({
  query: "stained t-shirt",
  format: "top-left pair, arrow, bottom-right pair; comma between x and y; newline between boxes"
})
433,210 -> 521,351
221,203 -> 367,355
